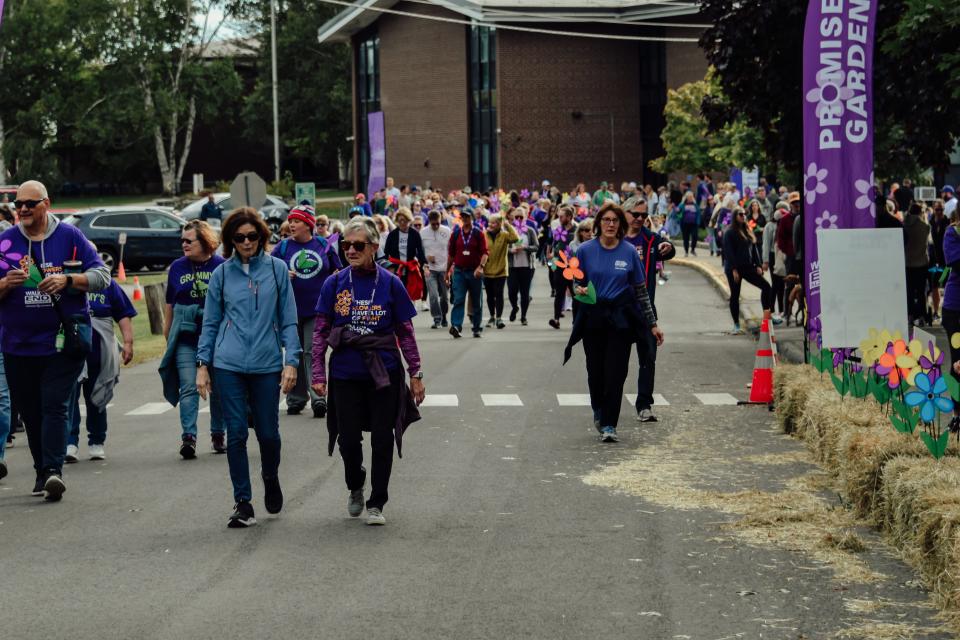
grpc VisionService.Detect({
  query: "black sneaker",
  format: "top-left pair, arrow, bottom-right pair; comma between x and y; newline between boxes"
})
32,476 -> 44,496
0,459 -> 6,481
228,501 -> 257,528
449,326 -> 461,339
521,319 -> 528,326
180,436 -> 197,460
348,489 -> 364,517
472,330 -> 482,338
430,323 -> 439,329
313,397 -> 327,419
286,405 -> 303,416
496,319 -> 505,329
263,475 -> 283,514
43,473 -> 66,502
441,320 -> 449,328
509,308 -> 518,322
549,319 -> 560,329
211,432 -> 227,454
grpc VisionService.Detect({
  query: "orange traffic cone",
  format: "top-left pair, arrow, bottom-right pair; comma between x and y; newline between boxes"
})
117,261 -> 127,282
132,276 -> 143,301
748,319 -> 775,404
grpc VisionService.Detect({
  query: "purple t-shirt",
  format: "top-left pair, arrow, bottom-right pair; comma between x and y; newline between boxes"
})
88,281 -> 137,321
271,236 -> 342,318
943,226 -> 960,311
0,222 -> 104,356
682,204 -> 698,225
165,255 -> 225,308
316,266 -> 417,380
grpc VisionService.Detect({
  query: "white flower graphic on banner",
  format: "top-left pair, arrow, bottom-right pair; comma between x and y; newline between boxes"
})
815,210 -> 838,230
804,162 -> 828,205
855,172 -> 877,218
806,71 -> 854,119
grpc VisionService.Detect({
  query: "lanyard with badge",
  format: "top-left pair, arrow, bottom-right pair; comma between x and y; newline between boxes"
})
461,226 -> 476,256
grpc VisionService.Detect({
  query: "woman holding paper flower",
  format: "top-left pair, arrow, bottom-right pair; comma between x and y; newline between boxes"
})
562,203 -> 664,443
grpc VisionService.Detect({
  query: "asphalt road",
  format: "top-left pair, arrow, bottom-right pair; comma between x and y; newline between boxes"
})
1,266 -> 951,639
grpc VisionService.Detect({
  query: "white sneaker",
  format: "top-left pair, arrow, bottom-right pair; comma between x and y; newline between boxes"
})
65,444 -> 79,463
366,507 -> 386,526
637,409 -> 657,423
88,444 -> 105,460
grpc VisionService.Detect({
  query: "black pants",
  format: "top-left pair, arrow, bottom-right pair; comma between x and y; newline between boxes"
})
583,329 -> 633,429
726,267 -> 773,325
681,223 -> 698,254
5,351 -> 85,476
906,266 -> 928,322
330,369 -> 401,510
507,267 -> 534,320
635,325 -> 657,412
771,273 -> 785,313
484,276 -> 506,320
552,270 -> 573,321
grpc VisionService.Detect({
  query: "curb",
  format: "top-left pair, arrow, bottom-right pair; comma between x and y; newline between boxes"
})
672,258 -> 762,331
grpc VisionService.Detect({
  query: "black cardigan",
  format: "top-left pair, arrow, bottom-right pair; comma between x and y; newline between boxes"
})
383,227 -> 427,266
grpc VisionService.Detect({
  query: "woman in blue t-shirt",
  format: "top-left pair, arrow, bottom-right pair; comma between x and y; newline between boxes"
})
160,220 -> 226,458
563,203 -> 664,443
66,280 -> 136,463
311,217 -> 425,527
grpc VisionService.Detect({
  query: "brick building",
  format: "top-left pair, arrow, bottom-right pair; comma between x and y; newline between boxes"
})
317,1 -> 709,195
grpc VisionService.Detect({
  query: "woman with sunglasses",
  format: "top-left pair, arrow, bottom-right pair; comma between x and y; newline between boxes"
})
563,203 -> 663,443
160,220 -> 226,458
196,209 -> 301,529
311,217 -> 425,526
723,207 -> 774,335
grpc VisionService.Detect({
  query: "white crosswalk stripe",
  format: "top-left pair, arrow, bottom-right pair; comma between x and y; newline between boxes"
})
624,394 -> 670,406
125,402 -> 173,416
556,394 -> 591,406
481,394 -> 523,407
420,394 -> 459,407
694,393 -> 739,406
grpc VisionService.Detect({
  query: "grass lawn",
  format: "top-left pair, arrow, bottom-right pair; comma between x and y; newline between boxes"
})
53,194 -> 164,210
116,273 -> 170,367
316,189 -> 353,200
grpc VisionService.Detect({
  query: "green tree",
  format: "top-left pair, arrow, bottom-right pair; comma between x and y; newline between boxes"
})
650,69 -> 764,175
241,0 -> 351,181
699,0 -> 960,179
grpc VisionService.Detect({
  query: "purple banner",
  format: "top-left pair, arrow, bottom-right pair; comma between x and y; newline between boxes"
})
0,1 -> 5,30
802,0 -> 877,338
366,111 -> 386,200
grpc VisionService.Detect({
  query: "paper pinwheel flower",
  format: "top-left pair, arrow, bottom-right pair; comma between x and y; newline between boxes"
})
832,348 -> 854,369
905,371 -> 954,423
952,333 -> 960,350
876,339 -> 909,388
918,340 -> 944,380
552,251 -> 584,281
552,226 -> 569,244
520,189 -> 530,200
896,340 -> 923,386
0,239 -> 23,271
859,328 -> 886,366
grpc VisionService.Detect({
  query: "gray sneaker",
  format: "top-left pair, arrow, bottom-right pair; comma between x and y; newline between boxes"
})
366,507 -> 386,526
601,427 -> 619,443
637,409 -> 657,423
348,489 -> 364,517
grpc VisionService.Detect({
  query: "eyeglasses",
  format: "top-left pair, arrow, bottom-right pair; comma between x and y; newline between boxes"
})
181,238 -> 197,245
14,199 -> 43,210
232,232 -> 260,244
600,217 -> 620,225
317,221 -> 328,227
341,240 -> 371,252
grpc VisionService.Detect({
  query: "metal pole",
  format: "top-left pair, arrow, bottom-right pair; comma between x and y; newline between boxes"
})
609,113 -> 615,173
271,0 -> 280,183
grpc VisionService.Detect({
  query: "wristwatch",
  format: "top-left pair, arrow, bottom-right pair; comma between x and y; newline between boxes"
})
65,275 -> 73,288
197,359 -> 207,368
411,371 -> 424,380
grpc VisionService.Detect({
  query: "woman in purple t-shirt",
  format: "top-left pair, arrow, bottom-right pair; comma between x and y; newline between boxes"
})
941,210 -> 960,432
311,217 -> 425,527
161,220 -> 225,458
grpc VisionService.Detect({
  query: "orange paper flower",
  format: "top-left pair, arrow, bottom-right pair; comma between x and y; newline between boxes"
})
554,250 -> 584,281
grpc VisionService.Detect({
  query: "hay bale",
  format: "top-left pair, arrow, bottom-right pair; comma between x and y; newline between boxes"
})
775,365 -> 827,433
837,426 -> 929,522
880,457 -> 960,610
795,389 -> 886,470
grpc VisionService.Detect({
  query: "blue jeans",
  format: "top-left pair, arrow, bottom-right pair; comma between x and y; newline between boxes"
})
176,341 -> 224,438
450,267 -> 483,332
0,353 -> 9,460
4,351 -> 86,476
69,344 -> 107,446
214,368 -> 282,504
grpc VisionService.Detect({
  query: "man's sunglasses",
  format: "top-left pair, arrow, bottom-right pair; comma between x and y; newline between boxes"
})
14,199 -> 43,210
341,240 -> 371,252
232,232 -> 260,244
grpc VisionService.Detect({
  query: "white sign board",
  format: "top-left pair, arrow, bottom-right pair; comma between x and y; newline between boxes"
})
230,172 -> 267,210
818,229 -> 908,349
742,167 -> 760,196
295,182 -> 316,207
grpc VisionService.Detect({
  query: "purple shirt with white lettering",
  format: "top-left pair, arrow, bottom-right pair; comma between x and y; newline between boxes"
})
271,236 -> 342,317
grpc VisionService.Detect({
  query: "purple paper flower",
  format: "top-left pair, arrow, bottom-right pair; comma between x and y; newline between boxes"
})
552,226 -> 568,243
520,189 -> 530,201
832,347 -> 854,369
0,238 -> 24,271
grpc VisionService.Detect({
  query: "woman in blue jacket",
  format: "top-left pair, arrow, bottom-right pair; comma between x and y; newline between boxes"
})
196,208 -> 301,529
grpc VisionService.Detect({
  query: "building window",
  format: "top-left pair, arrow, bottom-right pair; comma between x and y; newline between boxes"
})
469,26 -> 497,191
638,38 -> 667,186
357,31 -> 380,195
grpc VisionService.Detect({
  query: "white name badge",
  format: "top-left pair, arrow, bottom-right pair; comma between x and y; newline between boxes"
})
463,251 -> 471,256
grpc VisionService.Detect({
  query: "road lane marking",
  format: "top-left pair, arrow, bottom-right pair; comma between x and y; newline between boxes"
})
125,402 -> 173,416
556,394 -> 591,406
624,394 -> 670,406
481,394 -> 523,407
420,394 -> 459,407
694,393 -> 739,405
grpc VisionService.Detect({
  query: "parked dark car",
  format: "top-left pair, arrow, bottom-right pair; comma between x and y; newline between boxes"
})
63,207 -> 186,272
178,193 -> 290,232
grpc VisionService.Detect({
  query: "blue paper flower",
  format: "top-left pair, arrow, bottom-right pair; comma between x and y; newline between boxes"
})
905,371 -> 954,423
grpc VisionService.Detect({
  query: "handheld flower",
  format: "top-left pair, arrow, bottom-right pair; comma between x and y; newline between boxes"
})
553,251 -> 584,281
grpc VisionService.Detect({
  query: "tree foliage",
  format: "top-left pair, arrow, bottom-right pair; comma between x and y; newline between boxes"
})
650,69 -> 764,175
699,0 -> 960,179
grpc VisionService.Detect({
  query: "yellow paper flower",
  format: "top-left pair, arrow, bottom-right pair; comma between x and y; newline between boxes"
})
895,339 -> 922,385
859,328 -> 885,365
952,333 -> 960,350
